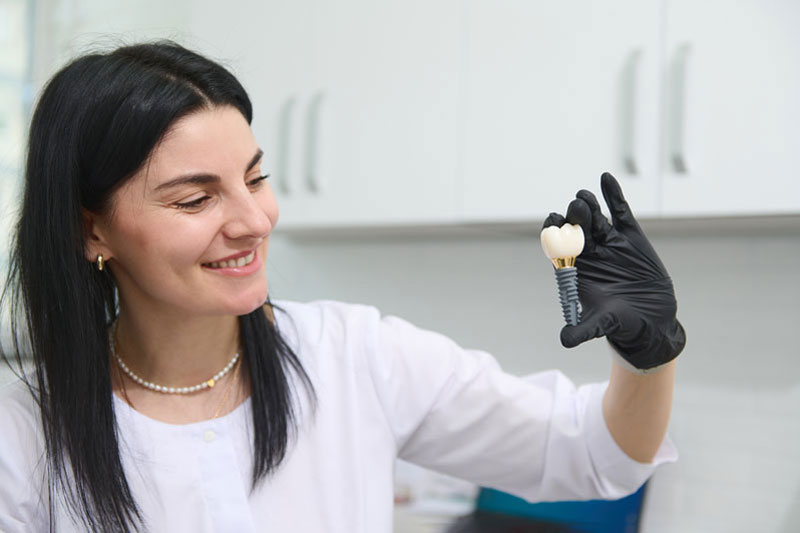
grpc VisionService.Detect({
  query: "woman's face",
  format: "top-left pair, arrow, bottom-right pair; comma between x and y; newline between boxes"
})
87,105 -> 277,318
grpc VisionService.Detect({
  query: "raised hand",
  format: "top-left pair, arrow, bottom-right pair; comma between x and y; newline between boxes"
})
542,173 -> 686,373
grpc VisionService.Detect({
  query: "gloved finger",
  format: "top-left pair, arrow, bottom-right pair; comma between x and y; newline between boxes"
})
565,198 -> 594,250
542,212 -> 567,230
560,311 -> 614,348
600,172 -> 638,231
576,188 -> 613,243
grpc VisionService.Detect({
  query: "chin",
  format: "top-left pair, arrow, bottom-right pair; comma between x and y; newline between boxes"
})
226,287 -> 270,317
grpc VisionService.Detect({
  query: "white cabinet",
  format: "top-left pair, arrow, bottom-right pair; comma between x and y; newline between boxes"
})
38,0 -> 190,66
459,0 -> 662,222
294,0 -> 461,228
659,0 -> 800,217
186,0 -> 318,223
38,0 -> 462,230
460,0 -> 800,224
218,0 -> 463,229
40,0 -> 800,231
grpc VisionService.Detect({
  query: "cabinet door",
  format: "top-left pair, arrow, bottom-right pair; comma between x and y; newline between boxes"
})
43,0 -> 191,59
460,0 -> 661,222
660,0 -> 800,216
273,0 -> 461,229
186,0 -> 317,228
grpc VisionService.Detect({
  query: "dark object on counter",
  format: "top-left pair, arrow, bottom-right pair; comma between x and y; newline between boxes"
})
445,482 -> 647,533
446,510 -> 574,533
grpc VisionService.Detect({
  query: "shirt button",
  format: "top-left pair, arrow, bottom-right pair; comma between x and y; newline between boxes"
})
203,429 -> 216,443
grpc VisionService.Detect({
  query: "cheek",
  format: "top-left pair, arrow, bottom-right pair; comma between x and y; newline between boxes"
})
116,217 -> 209,271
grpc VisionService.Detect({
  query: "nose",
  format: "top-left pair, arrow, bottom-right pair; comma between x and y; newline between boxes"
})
221,187 -> 273,241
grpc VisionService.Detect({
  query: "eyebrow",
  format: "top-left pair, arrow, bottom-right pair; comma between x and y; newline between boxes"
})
154,148 -> 264,192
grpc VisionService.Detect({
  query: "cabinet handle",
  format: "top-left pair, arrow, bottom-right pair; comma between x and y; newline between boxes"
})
305,92 -> 326,193
276,96 -> 297,194
669,43 -> 692,174
621,48 -> 643,175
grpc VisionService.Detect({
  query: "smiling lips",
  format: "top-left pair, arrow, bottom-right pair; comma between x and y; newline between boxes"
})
204,250 -> 256,269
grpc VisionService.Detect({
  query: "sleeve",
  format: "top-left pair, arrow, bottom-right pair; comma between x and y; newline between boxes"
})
0,382 -> 51,532
361,308 -> 678,503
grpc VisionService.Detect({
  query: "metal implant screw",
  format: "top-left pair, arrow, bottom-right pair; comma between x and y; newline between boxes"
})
554,267 -> 580,326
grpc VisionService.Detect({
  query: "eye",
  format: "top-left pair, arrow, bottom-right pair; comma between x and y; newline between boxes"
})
174,195 -> 211,210
247,174 -> 270,189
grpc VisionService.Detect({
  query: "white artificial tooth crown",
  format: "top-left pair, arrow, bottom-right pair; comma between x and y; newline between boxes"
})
540,224 -> 585,260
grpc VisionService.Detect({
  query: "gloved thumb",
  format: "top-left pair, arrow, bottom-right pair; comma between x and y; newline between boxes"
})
560,312 -> 612,348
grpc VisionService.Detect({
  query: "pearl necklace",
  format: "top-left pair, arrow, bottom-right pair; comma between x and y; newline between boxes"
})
110,323 -> 240,395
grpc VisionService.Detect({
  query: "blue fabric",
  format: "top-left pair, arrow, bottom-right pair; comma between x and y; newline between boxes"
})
474,482 -> 647,533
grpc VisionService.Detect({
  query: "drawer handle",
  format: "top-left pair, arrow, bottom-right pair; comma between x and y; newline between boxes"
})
669,43 -> 692,173
276,96 -> 297,194
305,92 -> 326,193
621,48 -> 643,175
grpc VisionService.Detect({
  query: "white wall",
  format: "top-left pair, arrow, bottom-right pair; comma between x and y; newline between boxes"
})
264,226 -> 800,533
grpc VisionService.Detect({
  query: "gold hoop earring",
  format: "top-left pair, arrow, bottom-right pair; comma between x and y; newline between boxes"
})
96,254 -> 104,272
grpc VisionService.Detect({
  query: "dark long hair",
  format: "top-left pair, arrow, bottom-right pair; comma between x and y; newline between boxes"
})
0,41 -> 314,532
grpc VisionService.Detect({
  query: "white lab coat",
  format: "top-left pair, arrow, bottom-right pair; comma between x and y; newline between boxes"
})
0,299 -> 676,532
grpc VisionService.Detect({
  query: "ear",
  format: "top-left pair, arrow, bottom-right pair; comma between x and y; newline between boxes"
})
82,209 -> 113,264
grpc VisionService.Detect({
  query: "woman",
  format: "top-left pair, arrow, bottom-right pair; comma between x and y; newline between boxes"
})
0,41 -> 684,532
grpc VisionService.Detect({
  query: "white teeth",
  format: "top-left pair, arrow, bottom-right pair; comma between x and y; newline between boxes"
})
206,250 -> 257,269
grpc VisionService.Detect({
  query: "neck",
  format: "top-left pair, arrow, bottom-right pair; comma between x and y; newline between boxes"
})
114,305 -> 241,388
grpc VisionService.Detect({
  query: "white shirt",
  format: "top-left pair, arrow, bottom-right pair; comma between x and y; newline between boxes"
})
0,299 -> 677,532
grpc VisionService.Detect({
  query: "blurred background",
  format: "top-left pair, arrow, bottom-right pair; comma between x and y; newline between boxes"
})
1,1 -> 799,531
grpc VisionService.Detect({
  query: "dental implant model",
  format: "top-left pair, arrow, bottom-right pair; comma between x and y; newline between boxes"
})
540,224 -> 585,326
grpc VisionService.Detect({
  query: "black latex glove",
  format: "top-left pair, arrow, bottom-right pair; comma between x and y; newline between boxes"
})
543,173 -> 686,373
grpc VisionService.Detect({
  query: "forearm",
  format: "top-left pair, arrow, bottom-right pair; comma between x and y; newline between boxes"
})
602,358 -> 676,463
